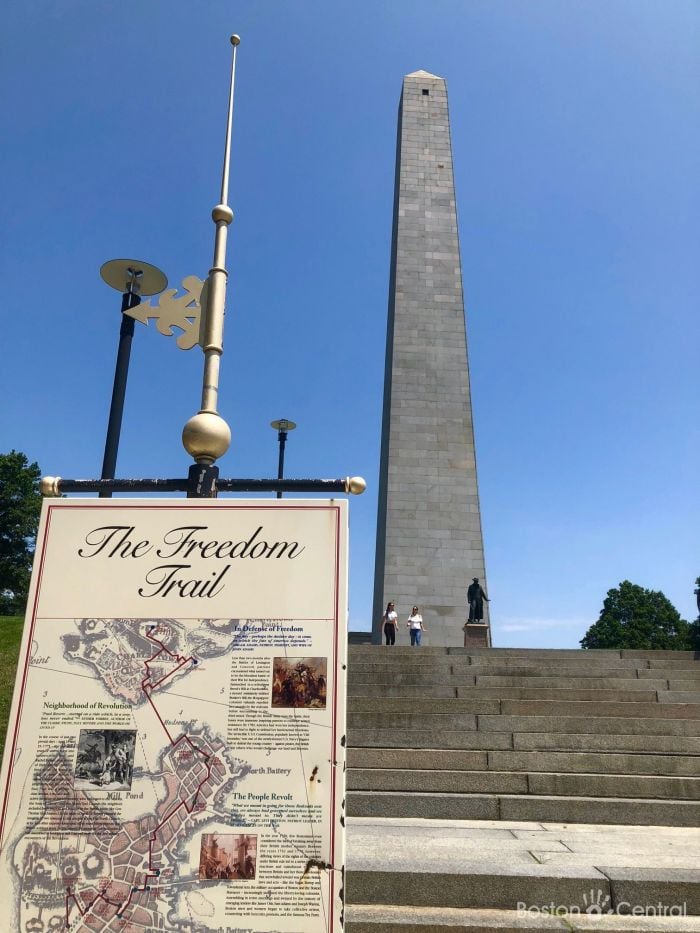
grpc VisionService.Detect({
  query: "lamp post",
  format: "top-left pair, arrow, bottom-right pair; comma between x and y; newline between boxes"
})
99,259 -> 167,498
270,419 -> 297,498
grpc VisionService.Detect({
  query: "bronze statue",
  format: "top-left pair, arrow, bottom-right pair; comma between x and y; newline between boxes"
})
467,578 -> 489,622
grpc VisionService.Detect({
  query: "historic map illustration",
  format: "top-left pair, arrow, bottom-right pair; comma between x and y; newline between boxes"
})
0,499 -> 347,933
3,614 -> 339,932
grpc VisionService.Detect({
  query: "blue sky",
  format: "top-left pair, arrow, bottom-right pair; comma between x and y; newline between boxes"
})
2,1 -> 698,645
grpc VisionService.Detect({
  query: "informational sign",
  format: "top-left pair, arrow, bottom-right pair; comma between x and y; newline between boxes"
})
0,499 -> 348,933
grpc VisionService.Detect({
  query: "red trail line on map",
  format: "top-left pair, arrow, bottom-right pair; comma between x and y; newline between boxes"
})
65,624 -> 211,930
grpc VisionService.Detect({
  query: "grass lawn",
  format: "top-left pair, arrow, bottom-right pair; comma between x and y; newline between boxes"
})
0,616 -> 24,760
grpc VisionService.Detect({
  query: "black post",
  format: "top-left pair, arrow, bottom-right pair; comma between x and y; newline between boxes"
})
276,429 -> 288,499
99,291 -> 141,498
187,463 -> 219,498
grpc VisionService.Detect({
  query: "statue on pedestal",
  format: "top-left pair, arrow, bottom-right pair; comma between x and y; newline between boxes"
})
467,578 -> 489,622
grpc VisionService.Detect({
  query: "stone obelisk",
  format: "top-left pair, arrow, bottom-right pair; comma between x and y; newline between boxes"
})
372,70 -> 488,647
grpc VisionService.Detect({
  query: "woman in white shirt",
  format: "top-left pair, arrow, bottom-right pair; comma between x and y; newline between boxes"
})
406,606 -> 425,647
382,601 -> 398,645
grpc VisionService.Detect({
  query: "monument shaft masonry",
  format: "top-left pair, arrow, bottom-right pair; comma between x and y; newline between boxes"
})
373,71 -> 487,647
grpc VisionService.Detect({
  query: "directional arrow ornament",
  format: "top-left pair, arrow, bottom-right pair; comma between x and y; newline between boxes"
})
125,274 -> 209,350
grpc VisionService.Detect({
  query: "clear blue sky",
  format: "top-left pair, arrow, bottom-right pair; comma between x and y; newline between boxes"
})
2,1 -> 698,645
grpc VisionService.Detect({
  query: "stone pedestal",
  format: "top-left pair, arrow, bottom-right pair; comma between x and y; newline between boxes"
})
463,623 -> 491,648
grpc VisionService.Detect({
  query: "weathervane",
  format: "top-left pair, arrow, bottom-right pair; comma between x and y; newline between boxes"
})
42,34 -> 366,501
125,275 -> 208,351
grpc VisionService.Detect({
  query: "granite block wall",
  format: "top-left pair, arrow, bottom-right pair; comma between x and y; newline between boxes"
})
372,71 -> 488,647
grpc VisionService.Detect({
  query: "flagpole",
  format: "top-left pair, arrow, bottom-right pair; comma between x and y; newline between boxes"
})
182,35 -> 240,494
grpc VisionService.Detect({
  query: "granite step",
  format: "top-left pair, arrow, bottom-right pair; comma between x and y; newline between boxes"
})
666,680 -> 700,692
349,647 -> 699,659
662,691 -> 700,703
353,660 -> 658,674
349,683 -> 460,698
346,791 -> 700,825
346,817 -> 700,904
349,698 -> 700,718
348,672 -> 698,690
498,701 -> 700,719
345,904 -> 700,931
349,685 -> 663,702
346,904 -> 569,931
348,748 -> 700,777
350,668 -> 688,684
473,676 -> 675,690
348,729 -> 514,750
463,648 -> 698,659
511,732 -> 700,755
348,712 -> 479,730
347,712 -> 700,735
489,749 -> 700,777
349,697 -> 501,714
352,654 -> 653,666
476,715 -> 700,737
348,768 -> 700,800
467,658 -> 654,670
348,728 -> 700,754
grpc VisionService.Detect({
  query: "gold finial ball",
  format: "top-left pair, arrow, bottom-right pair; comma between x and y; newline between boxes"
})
230,34 -> 241,46
40,476 -> 61,497
182,412 -> 231,464
347,476 -> 367,495
212,203 -> 234,224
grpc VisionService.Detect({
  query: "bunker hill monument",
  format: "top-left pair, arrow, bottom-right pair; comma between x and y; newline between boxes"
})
372,70 -> 488,647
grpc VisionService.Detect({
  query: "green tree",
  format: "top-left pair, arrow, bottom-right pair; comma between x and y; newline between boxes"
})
581,580 -> 690,650
0,451 -> 42,615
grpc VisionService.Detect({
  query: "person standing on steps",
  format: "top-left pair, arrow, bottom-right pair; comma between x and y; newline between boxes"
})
407,606 -> 425,646
467,578 -> 489,622
382,601 -> 398,645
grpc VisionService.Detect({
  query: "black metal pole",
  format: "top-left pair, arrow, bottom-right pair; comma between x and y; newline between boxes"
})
187,463 -> 220,498
276,429 -> 288,499
45,477 -> 355,495
99,291 -> 140,498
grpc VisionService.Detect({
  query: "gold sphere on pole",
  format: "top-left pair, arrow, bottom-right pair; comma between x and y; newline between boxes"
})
182,412 -> 232,464
212,204 -> 234,224
40,476 -> 61,497
346,476 -> 367,495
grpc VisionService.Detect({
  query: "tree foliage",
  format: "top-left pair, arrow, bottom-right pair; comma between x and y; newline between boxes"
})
0,451 -> 42,615
581,580 -> 691,650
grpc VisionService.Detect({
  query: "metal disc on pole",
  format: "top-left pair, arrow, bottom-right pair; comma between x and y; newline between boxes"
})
98,257 -> 168,497
270,419 -> 297,433
271,419 -> 297,499
100,258 -> 168,296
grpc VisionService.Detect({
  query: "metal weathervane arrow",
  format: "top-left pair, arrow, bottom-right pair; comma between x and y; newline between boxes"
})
125,275 -> 209,351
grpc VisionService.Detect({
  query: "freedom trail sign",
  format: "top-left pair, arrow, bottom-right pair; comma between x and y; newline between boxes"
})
0,498 -> 348,933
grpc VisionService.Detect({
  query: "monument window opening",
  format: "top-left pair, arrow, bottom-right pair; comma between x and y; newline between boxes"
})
422,88 -> 430,95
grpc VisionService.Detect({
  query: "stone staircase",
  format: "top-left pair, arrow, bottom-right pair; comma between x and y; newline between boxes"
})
345,646 -> 700,931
